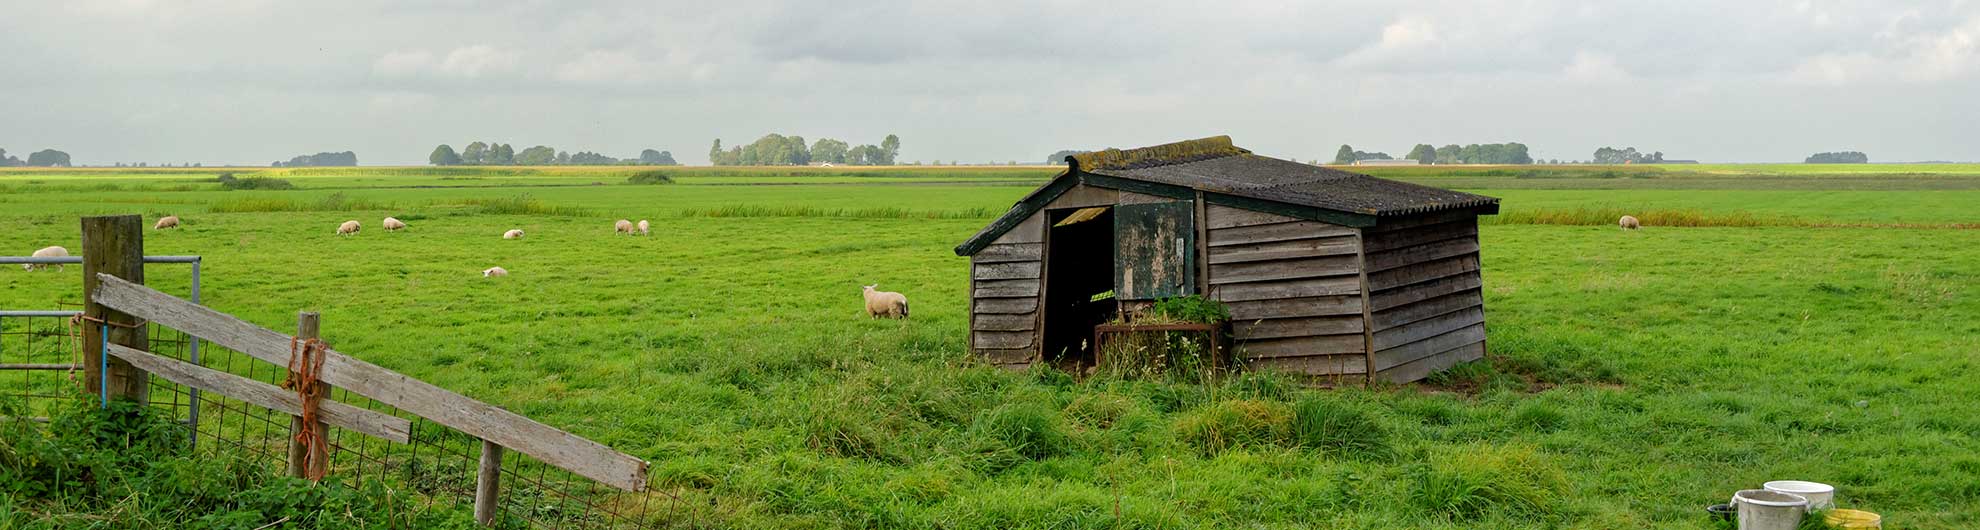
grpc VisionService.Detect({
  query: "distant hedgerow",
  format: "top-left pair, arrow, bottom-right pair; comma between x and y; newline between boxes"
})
625,170 -> 675,185
215,173 -> 295,190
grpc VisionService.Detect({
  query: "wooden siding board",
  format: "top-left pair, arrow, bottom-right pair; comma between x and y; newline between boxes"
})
1225,296 -> 1363,320
972,243 -> 1043,263
1233,315 -> 1365,339
1207,236 -> 1360,264
1377,341 -> 1486,384
991,213 -> 1044,245
1368,254 -> 1480,292
1237,334 -> 1366,358
978,348 -> 1037,364
1208,255 -> 1359,285
1205,203 -> 1301,229
1046,183 -> 1119,210
1372,306 -> 1485,351
973,278 -> 1041,298
1366,208 -> 1487,233
1362,220 -> 1477,253
974,331 -> 1035,350
1201,193 -> 1377,228
1247,354 -> 1369,375
974,297 -> 1039,314
972,313 -> 1037,331
1372,289 -> 1484,331
1208,221 -> 1359,247
1365,237 -> 1480,273
1371,273 -> 1483,311
973,262 -> 1042,281
1371,323 -> 1486,372
1212,276 -> 1360,302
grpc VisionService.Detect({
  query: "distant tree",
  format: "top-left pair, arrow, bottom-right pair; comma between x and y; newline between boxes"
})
555,150 -> 571,165
708,139 -> 725,166
1592,146 -> 1662,164
569,151 -> 620,165
0,148 -> 21,167
1351,150 -> 1393,161
1434,144 -> 1461,164
810,138 -> 850,164
489,143 -> 515,165
1805,151 -> 1868,163
879,134 -> 900,165
1332,145 -> 1356,165
1406,144 -> 1437,164
639,149 -> 678,165
26,149 -> 72,167
516,145 -> 557,165
462,142 -> 488,165
1046,149 -> 1091,164
429,144 -> 462,166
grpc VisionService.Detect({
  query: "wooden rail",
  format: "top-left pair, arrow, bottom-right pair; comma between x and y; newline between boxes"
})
104,343 -> 410,443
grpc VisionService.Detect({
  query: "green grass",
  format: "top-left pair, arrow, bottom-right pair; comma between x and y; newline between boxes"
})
0,166 -> 1976,528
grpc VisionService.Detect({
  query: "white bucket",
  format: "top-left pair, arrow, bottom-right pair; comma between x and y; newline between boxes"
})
1732,489 -> 1807,530
1763,480 -> 1835,511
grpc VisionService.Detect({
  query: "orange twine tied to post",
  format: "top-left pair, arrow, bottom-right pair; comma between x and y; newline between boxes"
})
284,336 -> 331,481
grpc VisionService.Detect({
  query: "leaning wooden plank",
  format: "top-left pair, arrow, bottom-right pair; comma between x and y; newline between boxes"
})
1376,341 -> 1485,384
1208,221 -> 1358,247
1232,315 -> 1364,340
1225,295 -> 1363,320
1372,306 -> 1484,351
1371,323 -> 1486,372
973,330 -> 1034,349
1372,289 -> 1483,331
973,262 -> 1041,281
1205,204 -> 1301,229
106,343 -> 410,444
1207,236 -> 1359,264
972,313 -> 1037,332
974,298 -> 1038,314
1212,276 -> 1359,302
90,275 -> 648,492
1371,274 -> 1483,311
1236,334 -> 1365,358
1362,220 -> 1477,253
973,279 -> 1040,298
972,243 -> 1042,263
1365,238 -> 1480,273
1246,354 -> 1368,375
977,347 -> 1036,364
1368,254 -> 1480,292
1209,255 -> 1359,285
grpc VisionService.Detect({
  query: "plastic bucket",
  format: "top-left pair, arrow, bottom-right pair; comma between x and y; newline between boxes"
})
1763,480 -> 1835,511
1732,489 -> 1807,530
1823,509 -> 1881,529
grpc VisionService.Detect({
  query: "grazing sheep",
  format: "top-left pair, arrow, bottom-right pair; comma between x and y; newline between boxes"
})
614,219 -> 634,234
382,217 -> 407,231
861,284 -> 910,319
23,246 -> 68,272
482,266 -> 508,277
1619,215 -> 1641,230
337,220 -> 361,236
154,215 -> 180,230
636,220 -> 650,236
502,229 -> 524,240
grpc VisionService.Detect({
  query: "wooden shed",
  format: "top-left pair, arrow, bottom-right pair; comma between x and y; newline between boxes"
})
954,136 -> 1500,384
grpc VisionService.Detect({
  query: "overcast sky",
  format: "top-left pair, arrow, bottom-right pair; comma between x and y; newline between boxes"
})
3,1 -> 1978,166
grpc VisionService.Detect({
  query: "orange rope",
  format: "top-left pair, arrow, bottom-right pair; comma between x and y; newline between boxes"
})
283,336 -> 330,481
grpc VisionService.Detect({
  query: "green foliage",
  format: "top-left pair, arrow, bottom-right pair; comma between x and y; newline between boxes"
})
1290,398 -> 1392,460
1406,144 -> 1437,164
1147,295 -> 1230,324
1806,151 -> 1869,163
971,403 -> 1070,460
1173,399 -> 1292,455
272,151 -> 356,167
454,194 -> 594,216
625,170 -> 675,185
25,149 -> 71,167
214,173 -> 295,190
1407,445 -> 1568,521
428,144 -> 462,166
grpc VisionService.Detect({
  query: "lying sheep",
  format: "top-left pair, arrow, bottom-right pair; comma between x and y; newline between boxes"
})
337,220 -> 361,236
861,284 -> 909,319
614,219 -> 633,234
482,266 -> 508,277
23,246 -> 68,271
154,215 -> 180,230
636,220 -> 650,236
1619,215 -> 1641,230
383,217 -> 407,231
502,229 -> 524,240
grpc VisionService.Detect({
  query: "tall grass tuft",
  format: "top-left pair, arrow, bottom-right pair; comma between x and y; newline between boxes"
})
625,170 -> 676,185
971,403 -> 1071,460
206,192 -> 394,213
1290,398 -> 1392,459
1173,399 -> 1292,456
1408,444 -> 1569,521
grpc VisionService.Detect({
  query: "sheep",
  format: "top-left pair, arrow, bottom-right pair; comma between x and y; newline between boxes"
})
23,246 -> 68,272
337,220 -> 361,236
154,215 -> 180,230
861,284 -> 910,319
482,266 -> 508,277
502,229 -> 524,240
1619,215 -> 1641,230
614,219 -> 633,234
636,220 -> 650,236
382,217 -> 407,231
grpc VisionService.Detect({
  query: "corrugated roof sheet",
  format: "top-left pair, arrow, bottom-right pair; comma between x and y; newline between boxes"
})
1084,142 -> 1498,216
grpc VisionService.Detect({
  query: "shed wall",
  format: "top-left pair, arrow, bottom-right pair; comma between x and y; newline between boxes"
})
1360,210 -> 1487,383
1204,203 -> 1369,376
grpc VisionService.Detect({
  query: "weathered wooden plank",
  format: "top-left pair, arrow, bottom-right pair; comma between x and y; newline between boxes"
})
991,212 -> 1044,245
1205,203 -> 1300,229
1207,236 -> 1359,264
977,347 -> 1036,364
1372,323 -> 1486,372
105,343 -> 411,444
1376,341 -> 1485,384
1046,183 -> 1119,209
1246,354 -> 1369,375
1366,208 -> 1486,233
1373,306 -> 1484,351
1362,220 -> 1477,253
1236,334 -> 1366,358
1372,289 -> 1484,331
1208,221 -> 1358,247
972,313 -> 1037,332
972,243 -> 1042,264
90,275 -> 648,492
1118,190 -> 1173,205
973,261 -> 1041,281
1368,254 -> 1480,292
1211,275 -> 1359,302
973,330 -> 1034,350
1225,296 -> 1363,320
973,278 -> 1041,299
1232,315 -> 1364,340
974,298 -> 1038,314
1365,237 -> 1480,273
1208,255 -> 1359,285
1371,274 -> 1483,311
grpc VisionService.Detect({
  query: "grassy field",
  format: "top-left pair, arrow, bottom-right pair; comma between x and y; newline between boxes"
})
1,165 -> 1976,528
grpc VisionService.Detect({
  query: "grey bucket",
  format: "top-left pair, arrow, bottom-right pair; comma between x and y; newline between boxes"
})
1732,489 -> 1807,530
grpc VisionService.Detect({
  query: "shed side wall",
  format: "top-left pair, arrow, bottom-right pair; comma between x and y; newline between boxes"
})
1362,215 -> 1486,383
1204,203 -> 1368,376
971,210 -> 1045,368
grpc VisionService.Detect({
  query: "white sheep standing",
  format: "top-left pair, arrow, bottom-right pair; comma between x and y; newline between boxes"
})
382,217 -> 407,231
636,220 -> 650,236
23,246 -> 69,271
154,215 -> 180,230
614,219 -> 634,234
482,266 -> 508,277
337,220 -> 361,236
502,229 -> 524,240
861,284 -> 910,319
1619,215 -> 1641,230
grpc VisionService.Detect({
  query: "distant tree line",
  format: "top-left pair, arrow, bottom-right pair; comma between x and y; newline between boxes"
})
1592,147 -> 1665,164
273,151 -> 356,167
428,142 -> 676,166
1805,151 -> 1868,164
0,148 -> 72,167
1334,143 -> 1531,164
1045,150 -> 1092,164
709,134 -> 899,166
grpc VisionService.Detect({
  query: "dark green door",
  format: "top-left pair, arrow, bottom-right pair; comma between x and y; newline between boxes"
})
1113,201 -> 1195,300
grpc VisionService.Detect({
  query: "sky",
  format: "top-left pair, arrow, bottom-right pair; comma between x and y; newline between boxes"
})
2,0 -> 1978,166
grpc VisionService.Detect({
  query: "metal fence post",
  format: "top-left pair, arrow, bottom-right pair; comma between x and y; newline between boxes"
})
476,439 -> 505,526
287,311 -> 328,479
80,215 -> 148,403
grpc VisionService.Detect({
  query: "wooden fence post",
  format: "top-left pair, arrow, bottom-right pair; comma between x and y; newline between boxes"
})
287,311 -> 328,479
81,215 -> 148,402
475,439 -> 505,526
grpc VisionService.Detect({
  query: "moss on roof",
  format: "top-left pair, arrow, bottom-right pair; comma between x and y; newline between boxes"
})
1070,135 -> 1250,171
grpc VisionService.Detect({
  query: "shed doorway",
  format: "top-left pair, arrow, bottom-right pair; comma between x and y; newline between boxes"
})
1042,207 -> 1116,368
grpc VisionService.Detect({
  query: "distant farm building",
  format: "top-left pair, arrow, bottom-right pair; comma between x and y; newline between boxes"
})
955,136 -> 1500,384
1353,159 -> 1421,166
